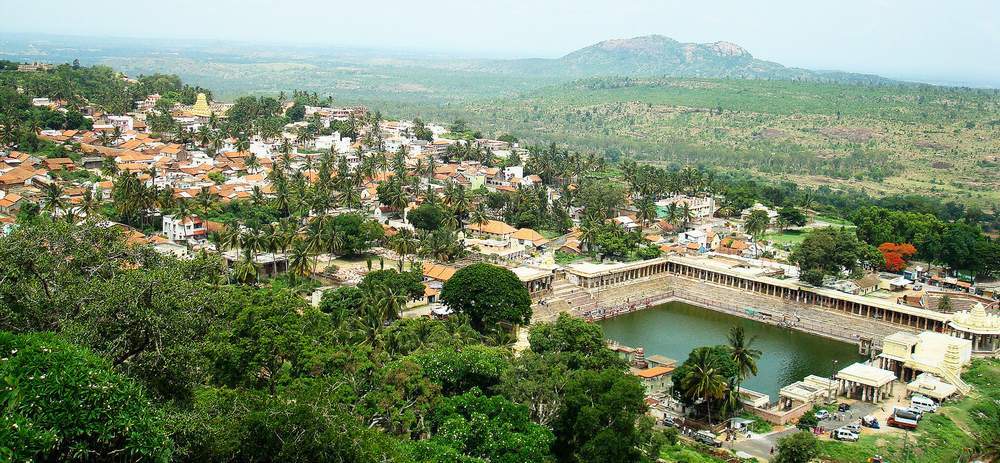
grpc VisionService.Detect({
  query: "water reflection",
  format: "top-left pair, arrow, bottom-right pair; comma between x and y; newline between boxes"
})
598,301 -> 863,398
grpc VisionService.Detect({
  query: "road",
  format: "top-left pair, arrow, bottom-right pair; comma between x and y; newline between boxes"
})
729,400 -> 880,461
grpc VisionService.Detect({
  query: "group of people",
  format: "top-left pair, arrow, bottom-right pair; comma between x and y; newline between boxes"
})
582,294 -> 668,320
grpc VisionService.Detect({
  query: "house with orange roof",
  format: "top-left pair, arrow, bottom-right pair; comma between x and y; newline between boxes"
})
465,219 -> 517,240
632,365 -> 675,394
718,236 -> 749,256
118,139 -> 146,151
422,262 -> 458,282
116,151 -> 155,164
43,158 -> 77,172
0,167 -> 36,192
0,192 -> 24,214
560,238 -> 583,255
512,228 -> 550,248
118,163 -> 150,173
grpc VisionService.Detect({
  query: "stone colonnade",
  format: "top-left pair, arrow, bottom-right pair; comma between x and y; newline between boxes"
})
567,257 -> 949,333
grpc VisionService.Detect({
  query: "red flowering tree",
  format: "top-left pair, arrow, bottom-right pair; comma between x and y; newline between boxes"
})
878,242 -> 917,271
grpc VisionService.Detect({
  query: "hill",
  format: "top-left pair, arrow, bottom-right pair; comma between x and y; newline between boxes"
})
491,35 -> 897,85
1,34 -> 902,103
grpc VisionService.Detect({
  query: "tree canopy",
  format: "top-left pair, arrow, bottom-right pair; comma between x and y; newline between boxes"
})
0,331 -> 172,462
439,263 -> 532,333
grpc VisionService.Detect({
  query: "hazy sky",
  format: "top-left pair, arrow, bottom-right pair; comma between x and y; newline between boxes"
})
2,0 -> 998,84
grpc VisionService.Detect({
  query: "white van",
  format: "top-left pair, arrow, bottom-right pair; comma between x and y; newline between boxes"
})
831,428 -> 860,442
910,395 -> 938,413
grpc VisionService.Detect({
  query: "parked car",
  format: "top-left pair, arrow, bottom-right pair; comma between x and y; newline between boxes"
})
662,416 -> 677,428
693,430 -> 723,448
838,403 -> 851,412
862,415 -> 880,429
831,427 -> 860,442
910,395 -> 938,413
814,409 -> 831,420
844,423 -> 862,434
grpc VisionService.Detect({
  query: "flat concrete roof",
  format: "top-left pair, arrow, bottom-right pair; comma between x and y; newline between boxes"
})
836,362 -> 896,387
509,266 -> 551,282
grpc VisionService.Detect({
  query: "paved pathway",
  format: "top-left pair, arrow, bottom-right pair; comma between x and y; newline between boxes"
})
730,400 -> 880,461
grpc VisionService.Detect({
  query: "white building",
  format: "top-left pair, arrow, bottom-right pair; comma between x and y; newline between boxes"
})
656,195 -> 716,221
107,115 -> 135,132
878,330 -> 972,396
162,215 -> 208,242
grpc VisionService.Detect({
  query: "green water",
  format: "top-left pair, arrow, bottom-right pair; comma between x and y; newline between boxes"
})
598,301 -> 863,399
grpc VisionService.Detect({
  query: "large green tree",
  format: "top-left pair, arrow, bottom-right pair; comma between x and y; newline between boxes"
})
552,368 -> 650,463
424,389 -> 554,463
529,313 -> 626,371
790,226 -> 880,281
439,263 -> 531,333
0,332 -> 172,462
671,345 -> 740,422
774,431 -> 820,463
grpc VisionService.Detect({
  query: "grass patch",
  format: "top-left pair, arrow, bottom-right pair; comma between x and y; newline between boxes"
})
555,250 -> 584,265
739,413 -> 773,434
763,229 -> 809,246
814,214 -> 856,227
659,442 -> 730,463
538,229 -> 563,239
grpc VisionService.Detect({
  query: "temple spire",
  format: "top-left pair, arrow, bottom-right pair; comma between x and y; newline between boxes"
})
191,93 -> 212,118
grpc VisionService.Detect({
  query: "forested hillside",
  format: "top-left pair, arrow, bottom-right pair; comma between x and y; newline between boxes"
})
420,77 -> 1000,207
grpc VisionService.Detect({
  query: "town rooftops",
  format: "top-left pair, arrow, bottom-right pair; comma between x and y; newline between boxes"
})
0,167 -> 35,185
634,366 -> 675,379
466,219 -> 517,236
512,227 -> 549,245
423,262 -> 457,281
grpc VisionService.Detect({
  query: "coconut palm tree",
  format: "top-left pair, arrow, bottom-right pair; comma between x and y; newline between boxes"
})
579,217 -> 600,253
41,182 -> 64,215
175,198 -> 191,220
681,202 -> 694,228
246,152 -> 261,173
240,227 -> 264,257
420,228 -> 462,262
469,204 -> 489,231
744,209 -> 770,257
636,195 -> 657,228
364,283 -> 406,323
389,228 -> 419,271
77,188 -> 101,219
232,253 -> 259,285
287,240 -> 313,286
207,230 -> 225,252
719,379 -> 744,421
321,218 -> 343,262
222,220 -> 242,260
303,220 -> 327,273
727,326 -> 761,401
235,137 -> 250,152
681,348 -> 727,424
665,203 -> 680,227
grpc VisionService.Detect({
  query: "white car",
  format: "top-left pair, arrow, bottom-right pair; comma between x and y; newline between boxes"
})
814,409 -> 831,420
831,428 -> 860,442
